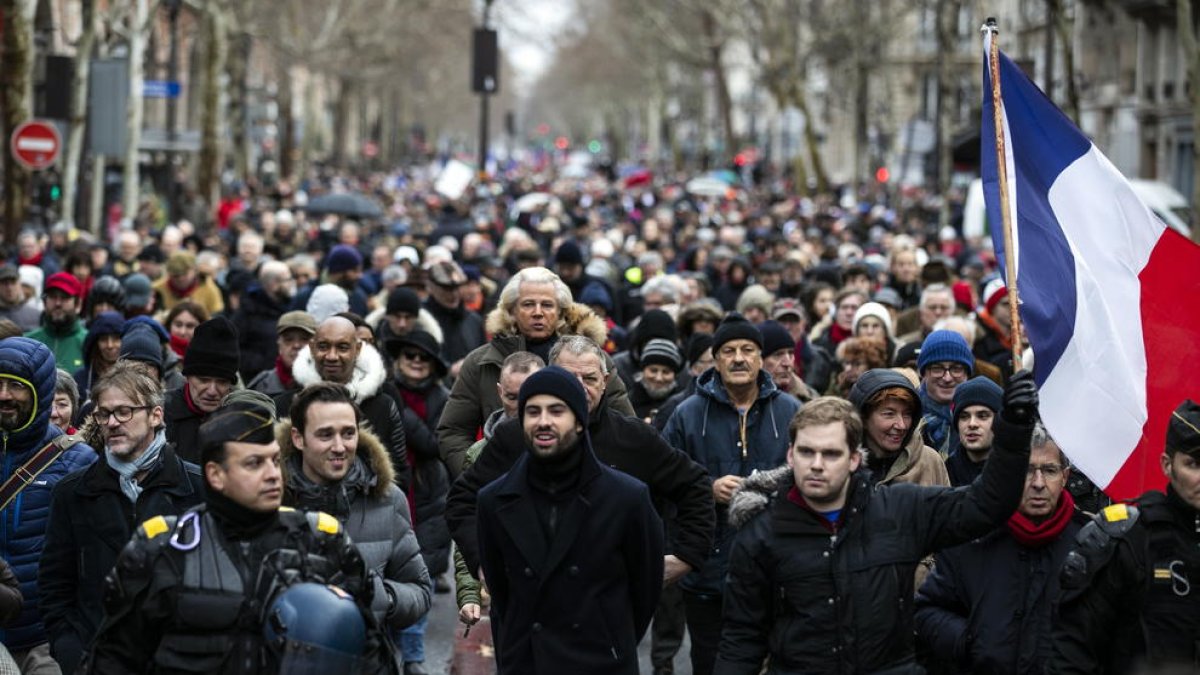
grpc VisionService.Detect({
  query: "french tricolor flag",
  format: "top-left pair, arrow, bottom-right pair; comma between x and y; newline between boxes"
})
981,30 -> 1200,501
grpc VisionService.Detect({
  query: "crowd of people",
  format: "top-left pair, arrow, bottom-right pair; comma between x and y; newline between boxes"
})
0,165 -> 1192,674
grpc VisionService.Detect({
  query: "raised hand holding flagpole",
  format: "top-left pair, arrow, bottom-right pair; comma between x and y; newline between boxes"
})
982,17 -> 1025,371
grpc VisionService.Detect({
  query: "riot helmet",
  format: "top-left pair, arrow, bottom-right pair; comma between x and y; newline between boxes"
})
263,582 -> 367,674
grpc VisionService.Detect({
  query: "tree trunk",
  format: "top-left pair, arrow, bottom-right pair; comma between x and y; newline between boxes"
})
61,0 -> 95,231
701,10 -> 735,159
197,0 -> 228,210
332,78 -> 354,166
277,59 -> 295,182
1179,0 -> 1200,243
1,0 -> 35,241
935,0 -> 960,227
226,31 -> 251,181
794,87 -> 829,195
121,0 -> 150,227
1051,0 -> 1080,123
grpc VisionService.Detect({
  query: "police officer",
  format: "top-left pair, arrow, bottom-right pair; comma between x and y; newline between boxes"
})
84,391 -> 397,674
1051,399 -> 1200,673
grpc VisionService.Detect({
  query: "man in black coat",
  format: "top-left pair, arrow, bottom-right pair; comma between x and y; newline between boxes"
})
478,366 -> 663,674
713,371 -> 1037,675
448,335 -> 713,585
163,316 -> 239,463
232,260 -> 295,381
423,260 -> 486,377
40,361 -> 205,673
915,423 -> 1086,674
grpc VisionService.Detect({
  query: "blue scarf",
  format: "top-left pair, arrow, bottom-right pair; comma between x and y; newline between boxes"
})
106,429 -> 167,503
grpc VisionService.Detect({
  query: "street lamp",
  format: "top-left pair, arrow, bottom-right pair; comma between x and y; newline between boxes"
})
474,0 -> 498,178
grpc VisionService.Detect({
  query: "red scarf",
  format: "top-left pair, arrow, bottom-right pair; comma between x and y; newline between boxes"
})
399,388 -> 428,421
168,276 -> 199,298
1006,489 -> 1075,547
978,307 -> 1013,351
274,356 -> 295,389
169,334 -> 190,357
829,322 -> 852,347
18,251 -> 43,267
182,383 -> 207,416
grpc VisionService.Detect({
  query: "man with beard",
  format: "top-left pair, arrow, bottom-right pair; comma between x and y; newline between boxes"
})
946,377 -> 1002,487
476,367 -> 663,674
233,261 -> 297,381
40,361 -> 204,673
277,316 -> 409,491
163,317 -> 241,463
25,272 -> 88,372
423,261 -> 485,378
662,314 -> 801,675
0,265 -> 40,332
247,311 -> 316,398
291,245 -> 370,318
629,338 -> 683,423
0,338 -> 95,672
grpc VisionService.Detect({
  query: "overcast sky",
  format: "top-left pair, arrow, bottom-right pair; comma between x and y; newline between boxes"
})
494,0 -> 575,92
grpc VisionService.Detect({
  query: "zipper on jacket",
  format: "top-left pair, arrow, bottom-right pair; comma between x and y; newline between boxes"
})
738,407 -> 748,460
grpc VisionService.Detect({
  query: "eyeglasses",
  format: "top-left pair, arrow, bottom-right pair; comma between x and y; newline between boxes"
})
402,350 -> 431,363
92,405 -> 151,424
926,363 -> 969,379
1026,463 -> 1065,480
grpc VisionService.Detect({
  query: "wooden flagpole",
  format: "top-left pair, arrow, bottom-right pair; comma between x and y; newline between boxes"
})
983,18 -> 1025,371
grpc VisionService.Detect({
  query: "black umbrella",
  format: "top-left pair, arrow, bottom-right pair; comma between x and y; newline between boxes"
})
304,192 -> 384,219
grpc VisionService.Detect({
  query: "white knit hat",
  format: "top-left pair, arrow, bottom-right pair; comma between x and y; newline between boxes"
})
306,284 -> 349,323
853,301 -> 894,338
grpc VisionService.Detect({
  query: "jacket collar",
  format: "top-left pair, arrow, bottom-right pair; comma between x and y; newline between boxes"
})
77,441 -> 194,498
291,342 -> 387,404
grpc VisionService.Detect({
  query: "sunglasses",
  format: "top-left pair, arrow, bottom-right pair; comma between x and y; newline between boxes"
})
402,350 -> 432,363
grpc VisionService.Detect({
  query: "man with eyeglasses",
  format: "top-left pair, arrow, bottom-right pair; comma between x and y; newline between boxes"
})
163,317 -> 241,464
915,422 -> 1085,673
25,272 -> 87,373
0,337 -> 95,674
40,361 -> 204,674
277,316 -> 409,492
1051,399 -> 1200,672
917,330 -> 975,455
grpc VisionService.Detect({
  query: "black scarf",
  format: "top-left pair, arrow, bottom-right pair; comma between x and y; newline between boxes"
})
206,489 -> 280,540
525,335 -> 557,365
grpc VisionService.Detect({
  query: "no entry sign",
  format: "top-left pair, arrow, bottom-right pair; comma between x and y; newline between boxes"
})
10,120 -> 61,171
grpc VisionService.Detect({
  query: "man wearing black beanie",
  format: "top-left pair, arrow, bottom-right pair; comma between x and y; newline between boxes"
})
163,316 -> 241,463
86,391 -> 399,673
477,366 -> 663,674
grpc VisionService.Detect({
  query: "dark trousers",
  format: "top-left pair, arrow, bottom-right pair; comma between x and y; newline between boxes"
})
651,583 -> 686,673
682,590 -> 723,675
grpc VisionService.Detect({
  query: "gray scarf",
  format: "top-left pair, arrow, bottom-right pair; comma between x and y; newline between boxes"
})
106,429 -> 167,503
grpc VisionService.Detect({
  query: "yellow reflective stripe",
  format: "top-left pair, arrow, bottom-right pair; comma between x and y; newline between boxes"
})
316,512 -> 340,535
1102,503 -> 1129,522
141,516 -> 169,540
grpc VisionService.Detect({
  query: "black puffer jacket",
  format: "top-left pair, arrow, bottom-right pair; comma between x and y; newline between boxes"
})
713,416 -> 1031,675
913,509 -> 1087,674
391,378 -> 452,577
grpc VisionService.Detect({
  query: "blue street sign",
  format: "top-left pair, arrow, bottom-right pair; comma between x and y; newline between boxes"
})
143,80 -> 182,99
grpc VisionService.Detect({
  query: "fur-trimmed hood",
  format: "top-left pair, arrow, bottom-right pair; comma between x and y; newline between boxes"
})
484,299 -> 607,345
727,465 -> 792,529
291,342 -> 387,404
276,417 -> 395,500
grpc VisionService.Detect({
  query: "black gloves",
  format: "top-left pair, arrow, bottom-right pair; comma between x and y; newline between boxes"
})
1001,368 -> 1038,425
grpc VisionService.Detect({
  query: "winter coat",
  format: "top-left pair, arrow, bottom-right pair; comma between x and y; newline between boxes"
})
914,511 -> 1087,675
0,300 -> 41,333
0,558 -> 20,627
39,441 -> 204,673
231,284 -> 290,381
277,343 -> 410,492
436,300 -> 635,477
651,375 -> 700,433
245,367 -> 294,399
392,378 -> 452,576
451,409 -> 506,610
477,441 -> 664,675
423,299 -> 486,367
25,318 -> 88,373
448,400 -> 714,579
628,378 -> 683,423
0,338 -> 97,651
713,414 -> 1031,675
662,368 -> 800,596
278,421 -> 432,630
151,275 -> 225,316
162,386 -> 209,464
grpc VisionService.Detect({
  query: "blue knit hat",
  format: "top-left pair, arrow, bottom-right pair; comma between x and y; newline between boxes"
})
579,282 -> 612,311
916,330 -> 974,375
952,377 -> 1002,416
518,365 -> 589,429
120,324 -> 164,370
325,245 -> 363,274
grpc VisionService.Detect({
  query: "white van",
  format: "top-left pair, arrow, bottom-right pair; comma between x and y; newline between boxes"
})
963,178 -> 1193,239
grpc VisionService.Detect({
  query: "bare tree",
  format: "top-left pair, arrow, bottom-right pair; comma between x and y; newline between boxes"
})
0,0 -> 35,241
60,0 -> 97,231
1178,0 -> 1200,243
196,0 -> 229,208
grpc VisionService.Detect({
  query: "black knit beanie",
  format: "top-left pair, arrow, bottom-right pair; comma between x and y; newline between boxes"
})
183,316 -> 240,382
518,365 -> 589,429
712,312 -> 763,354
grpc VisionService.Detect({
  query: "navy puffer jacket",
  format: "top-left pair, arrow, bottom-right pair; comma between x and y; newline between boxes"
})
0,337 -> 96,650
